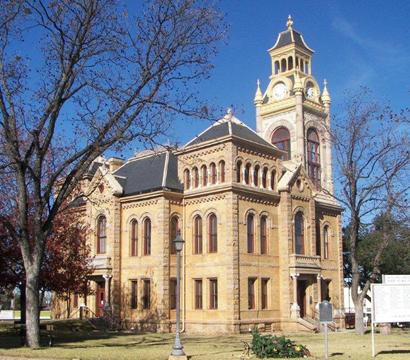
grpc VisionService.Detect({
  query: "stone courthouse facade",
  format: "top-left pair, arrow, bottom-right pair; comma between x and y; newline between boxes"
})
65,17 -> 344,333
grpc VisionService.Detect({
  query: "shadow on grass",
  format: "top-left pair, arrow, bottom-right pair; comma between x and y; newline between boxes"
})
0,320 -> 250,353
378,350 -> 410,355
0,320 -> 176,350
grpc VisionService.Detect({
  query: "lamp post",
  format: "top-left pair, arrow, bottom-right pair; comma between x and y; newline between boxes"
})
169,233 -> 187,359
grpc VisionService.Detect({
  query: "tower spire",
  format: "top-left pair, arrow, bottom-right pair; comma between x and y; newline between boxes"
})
321,79 -> 331,104
254,79 -> 263,105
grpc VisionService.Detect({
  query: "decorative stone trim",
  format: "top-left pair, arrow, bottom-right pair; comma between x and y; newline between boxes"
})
181,145 -> 226,161
237,147 -> 276,160
122,199 -> 159,209
291,194 -> 310,202
185,194 -> 226,205
238,194 -> 276,206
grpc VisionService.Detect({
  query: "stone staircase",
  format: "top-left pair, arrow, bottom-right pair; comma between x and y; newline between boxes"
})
297,317 -> 319,332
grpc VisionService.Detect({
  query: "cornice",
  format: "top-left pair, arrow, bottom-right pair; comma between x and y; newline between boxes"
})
303,101 -> 326,115
233,183 -> 280,203
260,97 -> 296,117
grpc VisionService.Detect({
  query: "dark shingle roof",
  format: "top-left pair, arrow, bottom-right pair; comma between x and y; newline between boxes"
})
185,116 -> 279,151
271,29 -> 312,52
230,122 -> 274,148
186,122 -> 230,146
113,152 -> 182,196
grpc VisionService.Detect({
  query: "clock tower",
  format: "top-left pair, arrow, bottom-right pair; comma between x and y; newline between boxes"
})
254,16 -> 333,193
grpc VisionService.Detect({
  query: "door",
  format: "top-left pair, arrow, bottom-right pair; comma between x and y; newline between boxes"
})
297,280 -> 307,318
96,282 -> 105,317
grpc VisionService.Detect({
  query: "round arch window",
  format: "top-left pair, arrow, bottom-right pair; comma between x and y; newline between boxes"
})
272,127 -> 291,160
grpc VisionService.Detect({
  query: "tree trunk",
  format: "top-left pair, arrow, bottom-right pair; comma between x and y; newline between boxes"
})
354,299 -> 365,335
25,271 -> 40,348
19,283 -> 26,325
66,294 -> 71,318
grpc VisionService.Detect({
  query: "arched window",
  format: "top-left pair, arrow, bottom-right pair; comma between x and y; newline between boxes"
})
324,225 -> 329,259
305,61 -> 309,74
294,212 -> 304,255
262,167 -> 268,188
236,160 -> 242,183
170,216 -> 179,255
193,216 -> 203,254
244,163 -> 251,185
270,170 -> 275,190
253,165 -> 260,187
316,220 -> 321,256
281,58 -> 287,72
192,167 -> 199,188
208,214 -> 217,253
307,128 -> 321,187
210,163 -> 217,184
219,160 -> 225,183
201,165 -> 208,187
272,127 -> 291,160
296,57 -> 299,69
247,213 -> 255,253
143,218 -> 151,255
274,61 -> 280,75
260,215 -> 267,254
288,56 -> 293,70
300,59 -> 304,73
97,216 -> 106,254
184,169 -> 190,190
130,219 -> 138,256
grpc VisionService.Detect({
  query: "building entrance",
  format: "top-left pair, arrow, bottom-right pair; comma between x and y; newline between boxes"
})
297,280 -> 307,318
96,281 -> 105,317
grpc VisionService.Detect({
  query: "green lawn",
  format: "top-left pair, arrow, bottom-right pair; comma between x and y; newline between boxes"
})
0,320 -> 410,359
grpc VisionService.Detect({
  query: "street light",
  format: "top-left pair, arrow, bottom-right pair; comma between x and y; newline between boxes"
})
169,232 -> 187,359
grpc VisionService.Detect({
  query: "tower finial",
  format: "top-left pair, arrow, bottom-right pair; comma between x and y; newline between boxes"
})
254,79 -> 263,105
322,79 -> 331,104
287,15 -> 293,30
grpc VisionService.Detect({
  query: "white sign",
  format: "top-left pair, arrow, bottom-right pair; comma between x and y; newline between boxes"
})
371,284 -> 410,323
382,274 -> 410,285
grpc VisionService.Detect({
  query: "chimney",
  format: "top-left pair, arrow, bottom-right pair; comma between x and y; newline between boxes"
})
107,157 -> 124,172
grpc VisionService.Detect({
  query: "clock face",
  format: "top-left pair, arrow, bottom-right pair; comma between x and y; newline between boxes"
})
273,83 -> 287,100
306,86 -> 315,99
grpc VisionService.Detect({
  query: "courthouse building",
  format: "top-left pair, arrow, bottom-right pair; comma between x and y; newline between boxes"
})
64,17 -> 344,332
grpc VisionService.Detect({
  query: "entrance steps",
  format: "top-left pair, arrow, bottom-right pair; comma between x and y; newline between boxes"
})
87,317 -> 108,330
297,317 -> 319,332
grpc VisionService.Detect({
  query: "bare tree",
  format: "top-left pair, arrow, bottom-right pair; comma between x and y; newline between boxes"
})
0,0 -> 225,347
329,89 -> 409,334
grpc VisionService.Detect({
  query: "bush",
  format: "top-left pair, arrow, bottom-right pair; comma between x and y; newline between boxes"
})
250,328 -> 310,358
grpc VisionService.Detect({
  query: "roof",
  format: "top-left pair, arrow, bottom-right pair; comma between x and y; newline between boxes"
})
113,151 -> 183,196
271,29 -> 313,52
185,111 -> 281,151
269,16 -> 313,53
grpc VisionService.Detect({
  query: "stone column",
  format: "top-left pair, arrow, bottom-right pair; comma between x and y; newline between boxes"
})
294,71 -> 305,165
290,273 -> 300,319
316,274 -> 322,313
103,273 -> 112,310
322,81 -> 333,193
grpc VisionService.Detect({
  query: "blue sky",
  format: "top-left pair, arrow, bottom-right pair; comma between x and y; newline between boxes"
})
160,0 -> 410,149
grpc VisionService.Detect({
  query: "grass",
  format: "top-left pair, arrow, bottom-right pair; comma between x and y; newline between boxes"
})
0,320 -> 410,359
11,311 -> 51,319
